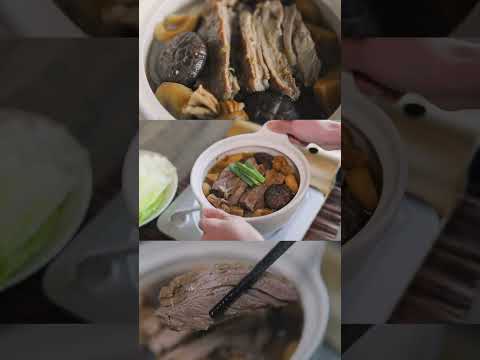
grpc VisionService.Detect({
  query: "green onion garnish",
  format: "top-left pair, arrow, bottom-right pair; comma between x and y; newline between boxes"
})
229,162 -> 266,187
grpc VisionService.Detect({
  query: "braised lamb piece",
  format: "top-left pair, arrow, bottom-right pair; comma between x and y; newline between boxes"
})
155,263 -> 298,331
197,0 -> 241,100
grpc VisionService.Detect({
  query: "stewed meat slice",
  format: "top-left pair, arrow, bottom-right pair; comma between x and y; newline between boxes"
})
148,328 -> 192,355
239,10 -> 270,92
254,1 -> 300,100
283,5 -> 322,86
265,184 -> 294,210
211,167 -> 241,199
198,0 -> 240,100
228,180 -> 248,206
156,263 -> 298,331
239,184 -> 267,211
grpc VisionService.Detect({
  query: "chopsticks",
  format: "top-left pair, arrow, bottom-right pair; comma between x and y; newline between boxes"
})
209,241 -> 295,319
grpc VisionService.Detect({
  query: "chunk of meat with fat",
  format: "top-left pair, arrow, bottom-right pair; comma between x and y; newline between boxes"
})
283,5 -> 322,86
156,263 -> 298,331
239,10 -> 270,93
239,184 -> 267,211
254,1 -> 300,100
198,0 -> 240,100
211,167 -> 241,199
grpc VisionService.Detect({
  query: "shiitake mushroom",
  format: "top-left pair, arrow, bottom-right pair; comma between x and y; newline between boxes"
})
245,91 -> 299,124
155,32 -> 207,87
265,184 -> 294,210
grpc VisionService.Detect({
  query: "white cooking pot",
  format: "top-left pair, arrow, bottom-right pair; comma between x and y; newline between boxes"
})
341,73 -> 408,283
139,241 -> 330,360
190,126 -> 313,235
139,0 -> 341,120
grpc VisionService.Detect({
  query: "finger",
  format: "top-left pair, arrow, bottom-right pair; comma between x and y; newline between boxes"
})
202,207 -> 229,220
199,218 -> 227,239
265,120 -> 293,135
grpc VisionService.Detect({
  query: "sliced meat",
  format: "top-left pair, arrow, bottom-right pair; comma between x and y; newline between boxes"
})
162,332 -> 228,360
239,184 -> 267,211
254,1 -> 300,100
139,306 -> 162,343
211,167 -> 241,199
156,263 -> 298,331
282,4 -> 297,66
265,184 -> 294,210
148,328 -> 192,355
239,10 -> 270,92
228,180 -> 248,205
254,152 -> 274,169
198,0 -> 240,100
283,5 -> 322,86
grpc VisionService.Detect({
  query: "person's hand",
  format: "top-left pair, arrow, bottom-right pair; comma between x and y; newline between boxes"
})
266,120 -> 341,150
199,208 -> 264,241
343,38 -> 480,110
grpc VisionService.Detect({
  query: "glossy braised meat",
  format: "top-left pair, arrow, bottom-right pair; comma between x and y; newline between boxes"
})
239,184 -> 268,211
198,0 -> 240,100
254,1 -> 300,100
283,5 -> 322,86
238,10 -> 271,93
156,263 -> 298,331
211,166 -> 243,199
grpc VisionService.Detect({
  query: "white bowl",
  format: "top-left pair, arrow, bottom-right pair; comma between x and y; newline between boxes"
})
0,110 -> 92,292
139,0 -> 341,120
139,241 -> 330,360
190,126 -> 311,235
341,73 -> 408,283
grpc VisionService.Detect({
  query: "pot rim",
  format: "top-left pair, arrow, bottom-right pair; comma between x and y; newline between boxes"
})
341,72 -> 408,280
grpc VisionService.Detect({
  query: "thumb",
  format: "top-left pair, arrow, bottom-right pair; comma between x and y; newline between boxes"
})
202,207 -> 230,220
199,218 -> 229,240
265,120 -> 293,135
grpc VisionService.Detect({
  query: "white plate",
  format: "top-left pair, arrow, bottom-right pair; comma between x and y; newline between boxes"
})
0,122 -> 92,293
138,150 -> 179,227
43,195 -> 138,322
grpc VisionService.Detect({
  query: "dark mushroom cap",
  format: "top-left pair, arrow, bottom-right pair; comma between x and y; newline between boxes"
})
245,91 -> 299,124
264,184 -> 294,210
155,32 -> 207,87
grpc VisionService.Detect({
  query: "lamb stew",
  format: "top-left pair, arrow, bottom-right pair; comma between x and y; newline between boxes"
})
147,0 -> 340,120
203,151 -> 300,217
140,263 -> 303,360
